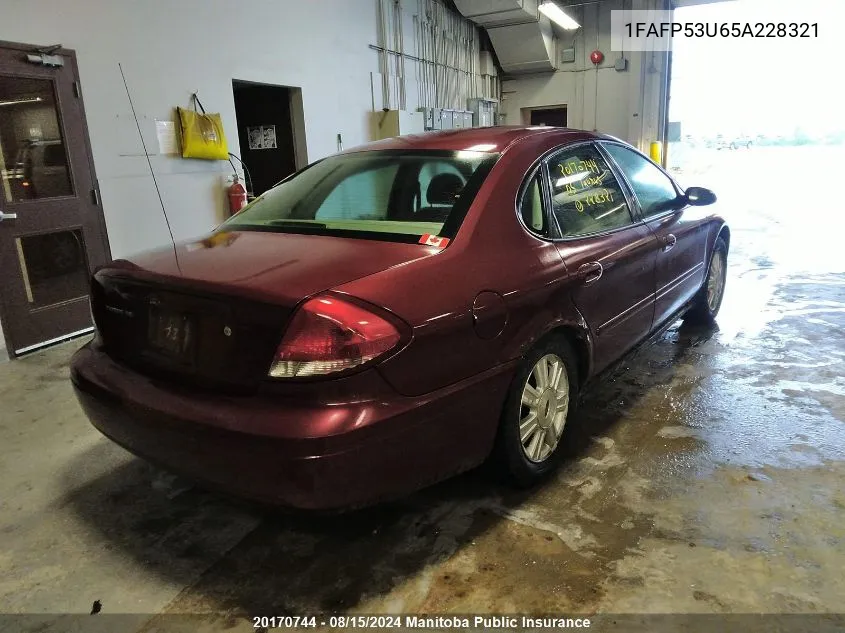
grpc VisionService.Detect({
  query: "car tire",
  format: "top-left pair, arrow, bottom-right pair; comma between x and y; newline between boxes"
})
494,336 -> 579,487
684,237 -> 728,324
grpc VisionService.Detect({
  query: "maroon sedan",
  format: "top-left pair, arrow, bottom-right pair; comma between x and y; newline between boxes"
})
71,127 -> 728,510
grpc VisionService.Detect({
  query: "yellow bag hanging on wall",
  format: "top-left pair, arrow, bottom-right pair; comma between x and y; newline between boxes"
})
178,94 -> 229,160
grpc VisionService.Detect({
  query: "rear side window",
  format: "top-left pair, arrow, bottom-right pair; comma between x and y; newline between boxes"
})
602,143 -> 679,217
546,145 -> 633,237
519,173 -> 547,236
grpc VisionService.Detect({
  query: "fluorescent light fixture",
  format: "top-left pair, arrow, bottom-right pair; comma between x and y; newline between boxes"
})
538,1 -> 580,30
0,96 -> 43,107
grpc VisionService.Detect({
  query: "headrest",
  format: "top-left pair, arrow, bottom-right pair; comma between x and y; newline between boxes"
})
426,173 -> 464,205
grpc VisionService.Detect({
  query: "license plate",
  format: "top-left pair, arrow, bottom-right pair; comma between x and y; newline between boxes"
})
148,308 -> 196,360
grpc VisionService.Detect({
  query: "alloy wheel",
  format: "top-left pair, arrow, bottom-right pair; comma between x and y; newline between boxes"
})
706,249 -> 726,312
519,353 -> 569,463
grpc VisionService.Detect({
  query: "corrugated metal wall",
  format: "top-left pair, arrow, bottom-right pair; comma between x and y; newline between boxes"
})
373,0 -> 499,112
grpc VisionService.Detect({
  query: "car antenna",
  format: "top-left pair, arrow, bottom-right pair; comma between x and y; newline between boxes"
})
118,62 -> 182,274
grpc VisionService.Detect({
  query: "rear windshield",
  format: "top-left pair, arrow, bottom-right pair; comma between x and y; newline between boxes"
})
223,150 -> 499,243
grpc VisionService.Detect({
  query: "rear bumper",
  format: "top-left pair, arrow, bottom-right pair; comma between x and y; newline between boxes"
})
70,342 -> 515,510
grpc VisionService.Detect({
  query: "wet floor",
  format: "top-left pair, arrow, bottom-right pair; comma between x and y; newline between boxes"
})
0,146 -> 843,630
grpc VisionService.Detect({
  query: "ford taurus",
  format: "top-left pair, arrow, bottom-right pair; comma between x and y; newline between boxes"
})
70,127 -> 728,510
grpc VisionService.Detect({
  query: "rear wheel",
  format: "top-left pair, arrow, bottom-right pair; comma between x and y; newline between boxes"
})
685,237 -> 728,323
495,337 -> 579,486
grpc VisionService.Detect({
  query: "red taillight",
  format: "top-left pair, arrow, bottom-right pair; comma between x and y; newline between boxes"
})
269,294 -> 403,378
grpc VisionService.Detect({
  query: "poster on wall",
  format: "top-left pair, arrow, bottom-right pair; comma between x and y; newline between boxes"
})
247,125 -> 277,150
262,125 -> 277,149
155,120 -> 178,155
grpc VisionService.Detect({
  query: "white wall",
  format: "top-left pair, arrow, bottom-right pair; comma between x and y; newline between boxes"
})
500,0 -> 670,152
1,0 -> 381,258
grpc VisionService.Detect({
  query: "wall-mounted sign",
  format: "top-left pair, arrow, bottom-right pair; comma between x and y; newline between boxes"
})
247,125 -> 277,150
155,120 -> 178,155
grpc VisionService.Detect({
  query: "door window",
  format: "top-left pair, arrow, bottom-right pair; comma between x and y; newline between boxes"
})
16,229 -> 90,308
546,145 -> 633,237
0,76 -> 73,202
602,143 -> 679,218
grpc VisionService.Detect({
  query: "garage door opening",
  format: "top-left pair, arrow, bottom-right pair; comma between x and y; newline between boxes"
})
666,1 -> 839,177
232,80 -> 307,197
665,0 -> 842,334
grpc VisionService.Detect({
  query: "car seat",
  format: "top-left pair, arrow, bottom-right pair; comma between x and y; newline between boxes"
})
416,173 -> 464,222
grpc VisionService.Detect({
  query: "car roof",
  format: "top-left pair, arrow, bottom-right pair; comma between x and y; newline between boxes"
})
343,126 -> 612,155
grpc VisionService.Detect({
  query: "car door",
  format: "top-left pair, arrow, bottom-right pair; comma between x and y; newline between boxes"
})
600,142 -> 707,329
544,143 -> 658,374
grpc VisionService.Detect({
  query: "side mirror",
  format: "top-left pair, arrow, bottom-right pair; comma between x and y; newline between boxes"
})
684,186 -> 717,206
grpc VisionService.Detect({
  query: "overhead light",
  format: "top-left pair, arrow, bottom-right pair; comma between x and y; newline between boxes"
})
538,1 -> 580,30
556,172 -> 590,188
0,97 -> 44,107
456,149 -> 492,159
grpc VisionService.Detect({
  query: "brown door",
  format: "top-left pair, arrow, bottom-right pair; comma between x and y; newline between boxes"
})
544,143 -> 657,374
0,42 -> 109,356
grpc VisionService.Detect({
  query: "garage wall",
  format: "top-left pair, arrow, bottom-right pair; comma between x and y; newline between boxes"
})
500,0 -> 670,152
372,0 -> 499,113
1,0 -> 381,258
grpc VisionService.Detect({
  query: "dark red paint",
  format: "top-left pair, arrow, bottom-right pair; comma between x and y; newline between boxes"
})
71,127 -> 728,510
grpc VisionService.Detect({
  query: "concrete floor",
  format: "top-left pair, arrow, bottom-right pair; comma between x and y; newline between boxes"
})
1,146 -> 843,631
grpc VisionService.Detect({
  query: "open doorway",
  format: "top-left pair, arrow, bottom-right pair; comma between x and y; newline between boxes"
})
665,0 -> 842,335
232,80 -> 306,197
522,106 -> 567,127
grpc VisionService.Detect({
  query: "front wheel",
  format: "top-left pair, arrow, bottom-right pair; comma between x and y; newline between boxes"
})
685,237 -> 728,323
494,337 -> 579,486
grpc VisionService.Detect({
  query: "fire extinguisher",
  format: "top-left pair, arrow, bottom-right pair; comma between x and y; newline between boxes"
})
227,174 -> 248,215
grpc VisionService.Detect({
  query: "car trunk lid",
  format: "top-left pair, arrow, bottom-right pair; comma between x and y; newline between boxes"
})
91,230 -> 433,392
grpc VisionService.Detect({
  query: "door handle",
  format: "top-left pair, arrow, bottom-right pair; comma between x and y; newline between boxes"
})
662,233 -> 677,252
577,261 -> 603,285
0,212 -> 18,222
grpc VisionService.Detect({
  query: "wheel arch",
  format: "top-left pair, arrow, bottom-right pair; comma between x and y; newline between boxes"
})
533,323 -> 592,389
716,223 -> 731,253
